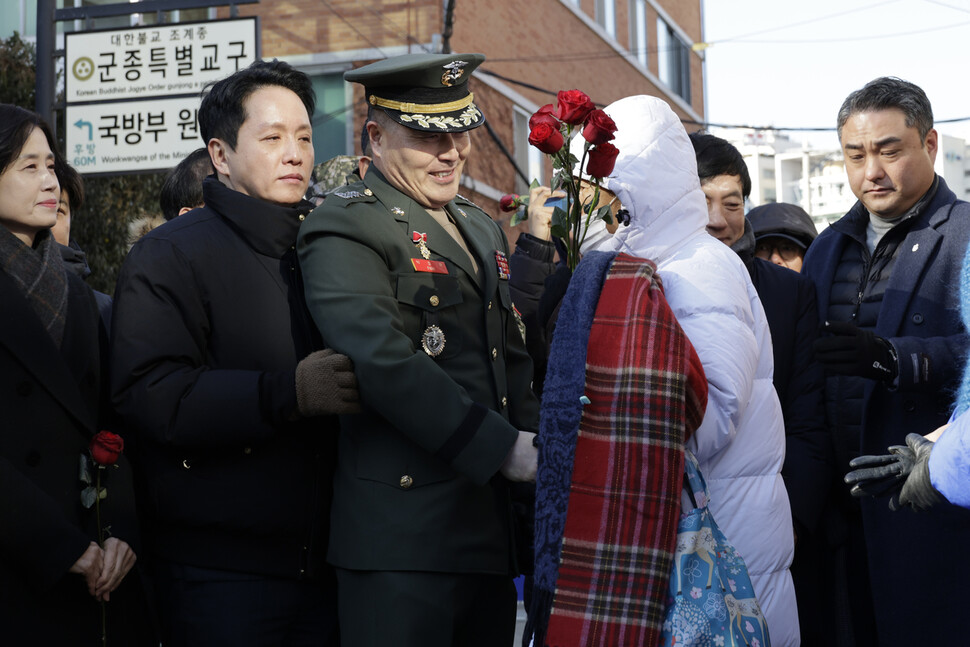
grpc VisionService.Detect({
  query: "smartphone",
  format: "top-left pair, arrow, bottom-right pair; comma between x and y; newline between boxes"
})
543,196 -> 566,210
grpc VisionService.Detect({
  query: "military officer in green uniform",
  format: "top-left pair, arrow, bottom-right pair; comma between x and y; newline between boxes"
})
297,53 -> 540,646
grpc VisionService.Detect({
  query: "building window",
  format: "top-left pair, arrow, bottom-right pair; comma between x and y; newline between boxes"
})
595,0 -> 616,39
657,18 -> 691,103
629,0 -> 647,67
309,72 -> 351,161
514,106 -> 545,194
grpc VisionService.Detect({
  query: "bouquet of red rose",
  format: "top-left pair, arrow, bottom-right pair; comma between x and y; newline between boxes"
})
502,90 -> 619,271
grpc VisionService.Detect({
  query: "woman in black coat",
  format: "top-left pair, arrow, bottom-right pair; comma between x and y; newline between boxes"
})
0,105 -> 151,644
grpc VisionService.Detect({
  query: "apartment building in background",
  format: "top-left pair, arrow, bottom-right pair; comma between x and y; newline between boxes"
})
3,0 -> 707,237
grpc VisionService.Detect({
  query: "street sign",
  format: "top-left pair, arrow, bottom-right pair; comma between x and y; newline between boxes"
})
66,96 -> 204,175
65,18 -> 258,104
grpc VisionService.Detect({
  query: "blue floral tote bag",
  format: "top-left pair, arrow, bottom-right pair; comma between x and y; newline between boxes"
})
660,451 -> 771,647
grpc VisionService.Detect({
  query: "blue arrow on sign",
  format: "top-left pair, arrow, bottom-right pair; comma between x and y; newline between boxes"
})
74,118 -> 93,141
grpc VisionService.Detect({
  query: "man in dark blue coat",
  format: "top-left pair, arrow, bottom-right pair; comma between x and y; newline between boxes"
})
803,76 -> 970,646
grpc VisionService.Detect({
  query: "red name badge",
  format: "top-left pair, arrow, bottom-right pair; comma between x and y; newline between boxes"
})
411,258 -> 449,274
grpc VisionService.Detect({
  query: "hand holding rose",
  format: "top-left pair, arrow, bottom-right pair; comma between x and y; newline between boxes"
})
527,185 -> 566,242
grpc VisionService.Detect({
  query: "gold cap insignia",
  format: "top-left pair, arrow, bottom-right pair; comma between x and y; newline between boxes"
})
441,60 -> 468,87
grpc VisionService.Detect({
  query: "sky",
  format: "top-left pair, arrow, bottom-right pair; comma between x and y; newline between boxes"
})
701,0 -> 970,150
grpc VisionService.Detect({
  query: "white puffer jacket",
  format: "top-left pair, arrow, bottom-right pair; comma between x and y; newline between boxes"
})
581,95 -> 799,646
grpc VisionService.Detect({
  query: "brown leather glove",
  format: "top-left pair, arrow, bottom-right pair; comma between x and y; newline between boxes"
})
295,349 -> 361,417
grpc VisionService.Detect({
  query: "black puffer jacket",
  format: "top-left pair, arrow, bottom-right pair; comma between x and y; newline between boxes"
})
111,177 -> 336,579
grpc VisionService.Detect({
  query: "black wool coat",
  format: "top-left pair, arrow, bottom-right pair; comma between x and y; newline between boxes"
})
0,263 -> 150,645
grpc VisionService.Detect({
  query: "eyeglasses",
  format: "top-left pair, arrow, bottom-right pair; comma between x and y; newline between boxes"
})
754,240 -> 803,261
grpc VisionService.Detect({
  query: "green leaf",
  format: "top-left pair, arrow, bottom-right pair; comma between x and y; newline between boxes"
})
80,486 -> 97,509
529,178 -> 540,190
509,206 -> 529,227
79,453 -> 92,484
550,223 -> 569,240
596,204 -> 614,224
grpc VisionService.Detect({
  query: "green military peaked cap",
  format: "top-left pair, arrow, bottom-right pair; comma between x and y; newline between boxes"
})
345,53 -> 486,133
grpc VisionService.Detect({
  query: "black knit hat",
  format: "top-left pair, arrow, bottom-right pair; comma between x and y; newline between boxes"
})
747,202 -> 818,250
345,53 -> 486,133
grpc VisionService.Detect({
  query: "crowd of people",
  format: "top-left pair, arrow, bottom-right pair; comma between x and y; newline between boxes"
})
2,51 -> 969,647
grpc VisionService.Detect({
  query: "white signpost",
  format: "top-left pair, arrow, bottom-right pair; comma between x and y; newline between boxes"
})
64,17 -> 258,174
66,96 -> 205,174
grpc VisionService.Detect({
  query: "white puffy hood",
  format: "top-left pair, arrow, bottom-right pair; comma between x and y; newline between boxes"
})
578,95 -> 710,265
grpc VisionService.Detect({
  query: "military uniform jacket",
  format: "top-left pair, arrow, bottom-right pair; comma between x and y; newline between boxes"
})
297,168 -> 539,574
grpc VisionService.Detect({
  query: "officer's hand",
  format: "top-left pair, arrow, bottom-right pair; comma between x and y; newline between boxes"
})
890,433 -> 941,512
813,321 -> 897,381
295,349 -> 361,417
500,431 -> 538,482
526,186 -> 565,242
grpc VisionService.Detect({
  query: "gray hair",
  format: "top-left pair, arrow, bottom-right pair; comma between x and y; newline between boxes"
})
836,77 -> 933,142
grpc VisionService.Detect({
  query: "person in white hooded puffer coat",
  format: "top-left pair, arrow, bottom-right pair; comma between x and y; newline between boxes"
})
578,95 -> 799,645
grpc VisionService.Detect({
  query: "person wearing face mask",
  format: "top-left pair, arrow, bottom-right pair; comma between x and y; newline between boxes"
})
578,96 -> 799,646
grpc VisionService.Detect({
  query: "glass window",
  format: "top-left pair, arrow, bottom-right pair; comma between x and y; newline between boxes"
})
309,72 -> 350,162
629,0 -> 647,67
514,106 -> 544,195
595,0 -> 616,39
657,18 -> 691,103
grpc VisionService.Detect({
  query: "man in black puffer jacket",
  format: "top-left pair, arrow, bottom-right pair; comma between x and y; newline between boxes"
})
111,60 -> 359,647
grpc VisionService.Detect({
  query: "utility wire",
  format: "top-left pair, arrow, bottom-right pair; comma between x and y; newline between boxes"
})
733,18 -> 970,43
320,0 -> 389,58
707,0 -> 899,44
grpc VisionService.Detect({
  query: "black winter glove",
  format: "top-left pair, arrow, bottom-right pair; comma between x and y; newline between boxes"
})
813,321 -> 897,381
295,349 -> 361,417
844,433 -> 941,512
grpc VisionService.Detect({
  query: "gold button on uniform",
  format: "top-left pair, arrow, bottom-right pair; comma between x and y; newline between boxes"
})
243,447 -> 252,455
491,347 -> 497,360
429,295 -> 439,307
501,396 -> 508,408
400,474 -> 413,489
298,214 -> 305,221
364,188 -> 373,196
488,301 -> 493,310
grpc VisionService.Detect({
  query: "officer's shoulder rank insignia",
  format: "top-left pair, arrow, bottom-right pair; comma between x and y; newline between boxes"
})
332,189 -> 364,199
454,194 -> 484,213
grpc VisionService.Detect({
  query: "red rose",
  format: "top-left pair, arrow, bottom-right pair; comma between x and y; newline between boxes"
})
529,104 -> 558,130
90,430 -> 124,466
586,142 -> 619,178
499,194 -> 519,213
529,122 -> 565,154
581,109 -> 617,146
554,90 -> 595,126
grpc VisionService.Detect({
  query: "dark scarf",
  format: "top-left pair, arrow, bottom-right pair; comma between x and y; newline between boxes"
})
0,227 -> 69,347
527,251 -> 708,647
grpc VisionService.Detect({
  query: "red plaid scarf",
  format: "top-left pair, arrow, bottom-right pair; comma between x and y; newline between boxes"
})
545,253 -> 707,646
